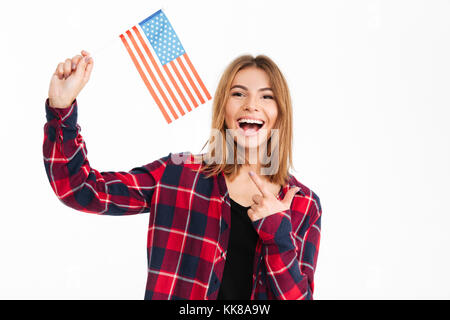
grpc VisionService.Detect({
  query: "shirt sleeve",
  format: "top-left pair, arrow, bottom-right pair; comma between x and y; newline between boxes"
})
43,98 -> 169,215
252,190 -> 322,300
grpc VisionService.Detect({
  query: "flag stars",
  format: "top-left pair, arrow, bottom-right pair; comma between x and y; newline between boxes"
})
139,12 -> 185,65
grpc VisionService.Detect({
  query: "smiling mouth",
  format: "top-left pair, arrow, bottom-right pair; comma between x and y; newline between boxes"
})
236,119 -> 265,136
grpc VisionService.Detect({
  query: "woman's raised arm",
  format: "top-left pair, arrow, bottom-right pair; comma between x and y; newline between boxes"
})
44,51 -> 169,215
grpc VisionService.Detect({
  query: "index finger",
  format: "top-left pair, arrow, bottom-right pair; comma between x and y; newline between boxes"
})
248,171 -> 270,197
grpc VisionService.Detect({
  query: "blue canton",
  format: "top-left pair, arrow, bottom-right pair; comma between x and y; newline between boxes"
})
139,10 -> 186,65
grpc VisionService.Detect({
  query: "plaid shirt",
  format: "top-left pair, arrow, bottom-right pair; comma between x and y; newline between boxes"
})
43,98 -> 322,300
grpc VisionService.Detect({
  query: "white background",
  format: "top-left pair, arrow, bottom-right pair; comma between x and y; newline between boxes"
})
0,0 -> 449,299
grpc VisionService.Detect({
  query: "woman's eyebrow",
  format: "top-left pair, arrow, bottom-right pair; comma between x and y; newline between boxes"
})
230,85 -> 248,91
230,85 -> 273,91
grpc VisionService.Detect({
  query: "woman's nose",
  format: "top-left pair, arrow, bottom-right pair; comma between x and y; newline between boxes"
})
244,104 -> 258,111
244,95 -> 259,111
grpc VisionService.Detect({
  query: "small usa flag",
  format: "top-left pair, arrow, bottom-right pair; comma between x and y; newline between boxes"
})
119,10 -> 211,123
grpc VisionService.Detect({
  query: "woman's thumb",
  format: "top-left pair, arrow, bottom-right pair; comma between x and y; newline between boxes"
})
84,57 -> 94,81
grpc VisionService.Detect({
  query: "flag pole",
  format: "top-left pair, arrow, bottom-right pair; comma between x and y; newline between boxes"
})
89,36 -> 117,58
89,4 -> 169,58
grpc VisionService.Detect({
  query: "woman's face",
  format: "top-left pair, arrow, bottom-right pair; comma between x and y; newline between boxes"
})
224,66 -> 279,150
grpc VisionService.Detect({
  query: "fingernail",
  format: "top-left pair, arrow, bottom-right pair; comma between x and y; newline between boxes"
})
249,171 -> 254,176
71,63 -> 76,70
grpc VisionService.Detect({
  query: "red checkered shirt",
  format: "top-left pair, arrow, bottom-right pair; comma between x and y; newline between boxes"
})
43,98 -> 322,300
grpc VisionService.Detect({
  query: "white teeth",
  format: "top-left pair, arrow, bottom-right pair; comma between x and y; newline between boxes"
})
238,118 -> 264,125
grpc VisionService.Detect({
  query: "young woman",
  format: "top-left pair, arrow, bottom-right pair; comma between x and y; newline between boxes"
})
44,50 -> 322,300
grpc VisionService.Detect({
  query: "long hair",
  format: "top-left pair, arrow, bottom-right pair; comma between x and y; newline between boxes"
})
194,54 -> 294,187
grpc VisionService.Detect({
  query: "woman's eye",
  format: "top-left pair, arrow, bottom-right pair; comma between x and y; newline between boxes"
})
263,95 -> 274,99
231,92 -> 244,97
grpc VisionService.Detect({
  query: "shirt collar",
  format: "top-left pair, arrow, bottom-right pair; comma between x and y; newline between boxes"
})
217,171 -> 305,202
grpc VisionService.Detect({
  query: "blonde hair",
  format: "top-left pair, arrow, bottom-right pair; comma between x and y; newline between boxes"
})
195,54 -> 294,186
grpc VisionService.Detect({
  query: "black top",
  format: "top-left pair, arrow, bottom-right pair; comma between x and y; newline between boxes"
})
217,198 -> 259,300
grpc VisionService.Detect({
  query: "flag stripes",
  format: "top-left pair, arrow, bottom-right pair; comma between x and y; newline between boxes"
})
162,64 -> 192,112
184,54 -> 212,101
168,59 -> 198,109
119,33 -> 171,123
119,12 -> 211,124
131,26 -> 186,117
126,29 -> 180,120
